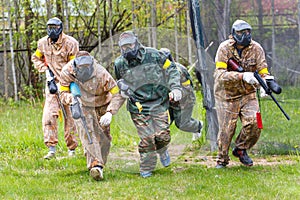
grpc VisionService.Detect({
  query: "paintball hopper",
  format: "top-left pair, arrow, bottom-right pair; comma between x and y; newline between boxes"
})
117,79 -> 129,92
265,76 -> 281,94
45,69 -> 58,94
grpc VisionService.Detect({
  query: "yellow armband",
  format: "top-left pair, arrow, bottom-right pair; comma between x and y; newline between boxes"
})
35,49 -> 43,59
216,61 -> 227,69
59,85 -> 70,92
163,59 -> 172,69
109,85 -> 120,95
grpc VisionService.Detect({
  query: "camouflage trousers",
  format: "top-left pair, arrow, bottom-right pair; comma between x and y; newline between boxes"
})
169,105 -> 201,133
131,111 -> 171,173
75,105 -> 112,169
215,93 -> 261,165
42,91 -> 78,150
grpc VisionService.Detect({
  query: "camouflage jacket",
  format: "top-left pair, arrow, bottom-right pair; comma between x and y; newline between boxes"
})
169,62 -> 196,110
114,46 -> 181,114
214,37 -> 269,101
31,32 -> 79,83
60,59 -> 124,113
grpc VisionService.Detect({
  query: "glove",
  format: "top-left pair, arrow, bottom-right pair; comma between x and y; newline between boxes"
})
169,89 -> 182,101
259,86 -> 268,98
99,112 -> 112,126
243,72 -> 259,85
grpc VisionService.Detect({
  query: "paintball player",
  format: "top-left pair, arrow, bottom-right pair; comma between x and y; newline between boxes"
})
59,51 -> 123,181
112,31 -> 182,178
160,48 -> 203,141
214,19 -> 276,168
31,17 -> 79,159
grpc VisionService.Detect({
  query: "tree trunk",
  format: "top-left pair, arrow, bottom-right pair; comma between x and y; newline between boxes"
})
24,0 -> 35,88
214,0 -> 231,42
64,0 -> 69,33
151,0 -> 157,48
8,1 -> 18,101
2,0 -> 8,99
46,0 -> 52,19
174,7 -> 179,61
298,0 -> 300,54
109,0 -> 114,57
96,0 -> 102,59
271,0 -> 276,74
256,0 -> 264,42
187,8 -> 192,65
56,0 -> 63,20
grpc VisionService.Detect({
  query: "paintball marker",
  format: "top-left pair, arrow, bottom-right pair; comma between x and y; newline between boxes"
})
254,71 -> 290,120
117,79 -> 143,113
45,68 -> 67,120
70,82 -> 93,144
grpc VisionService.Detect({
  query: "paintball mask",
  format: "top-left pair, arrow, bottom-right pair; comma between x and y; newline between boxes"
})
73,55 -> 94,83
160,48 -> 175,62
46,17 -> 63,43
232,20 -> 252,47
118,31 -> 140,60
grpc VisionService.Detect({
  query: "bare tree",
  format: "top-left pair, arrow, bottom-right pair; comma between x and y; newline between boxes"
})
151,0 -> 157,48
45,0 -> 52,19
63,0 -> 69,32
2,0 -> 8,99
214,0 -> 231,42
271,0 -> 276,73
8,0 -> 18,101
298,0 -> 300,53
96,0 -> 102,59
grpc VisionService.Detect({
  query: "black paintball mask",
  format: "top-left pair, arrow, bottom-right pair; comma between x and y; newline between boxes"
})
231,19 -> 252,47
232,30 -> 252,47
118,31 -> 140,60
73,55 -> 94,83
46,17 -> 63,43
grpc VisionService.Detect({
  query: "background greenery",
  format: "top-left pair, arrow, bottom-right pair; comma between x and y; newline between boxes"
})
0,87 -> 299,199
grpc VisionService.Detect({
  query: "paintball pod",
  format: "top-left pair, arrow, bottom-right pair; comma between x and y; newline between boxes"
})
227,58 -> 244,72
70,82 -> 93,144
254,71 -> 290,120
117,79 -> 143,113
45,68 -> 67,119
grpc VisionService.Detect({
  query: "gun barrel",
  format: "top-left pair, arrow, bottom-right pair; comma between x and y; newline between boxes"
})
81,116 -> 93,144
56,93 -> 67,119
269,93 -> 290,120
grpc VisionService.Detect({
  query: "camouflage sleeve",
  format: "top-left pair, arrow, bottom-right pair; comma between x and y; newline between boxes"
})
214,69 -> 241,85
214,42 -> 242,84
31,41 -> 47,73
59,63 -> 76,105
254,43 -> 269,75
157,52 -> 181,91
67,40 -> 79,61
114,58 -> 122,80
106,93 -> 126,115
101,66 -> 126,115
165,60 -> 182,91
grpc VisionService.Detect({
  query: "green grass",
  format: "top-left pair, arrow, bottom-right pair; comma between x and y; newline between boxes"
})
0,88 -> 300,199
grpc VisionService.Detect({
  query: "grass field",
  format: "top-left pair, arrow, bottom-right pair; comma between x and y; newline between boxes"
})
0,88 -> 300,199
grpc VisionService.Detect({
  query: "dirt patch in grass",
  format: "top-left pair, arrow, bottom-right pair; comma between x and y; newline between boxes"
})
110,144 -> 298,168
